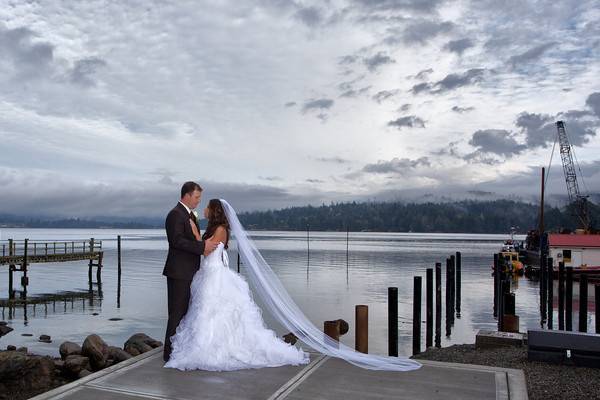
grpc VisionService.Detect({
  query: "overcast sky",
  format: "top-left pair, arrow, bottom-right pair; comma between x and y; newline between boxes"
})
1,0 -> 599,218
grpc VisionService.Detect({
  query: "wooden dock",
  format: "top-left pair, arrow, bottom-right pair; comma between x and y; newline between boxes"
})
0,238 -> 103,299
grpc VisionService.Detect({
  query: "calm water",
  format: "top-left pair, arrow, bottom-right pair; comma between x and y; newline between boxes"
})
0,229 -> 595,357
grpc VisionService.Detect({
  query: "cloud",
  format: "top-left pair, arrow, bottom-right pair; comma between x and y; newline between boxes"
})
435,68 -> 485,92
284,101 -> 297,107
70,57 -> 107,86
411,82 -> 433,94
316,156 -> 350,164
294,6 -> 323,27
398,19 -> 454,45
451,105 -> 474,113
508,42 -> 555,68
586,92 -> 600,118
443,38 -> 474,55
0,24 -> 55,79
515,112 -> 555,148
340,86 -> 371,98
362,156 -> 431,174
302,98 -> 334,113
388,115 -> 426,129
372,89 -> 398,103
352,0 -> 445,12
468,129 -> 527,156
363,52 -> 395,72
415,68 -> 433,80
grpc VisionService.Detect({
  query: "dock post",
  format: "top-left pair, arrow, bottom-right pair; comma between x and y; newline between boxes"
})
426,268 -> 433,348
579,274 -> 588,333
558,262 -> 565,330
540,255 -> 547,321
566,267 -> 573,331
237,253 -> 240,274
355,305 -> 368,353
413,276 -> 422,356
547,257 -> 553,330
595,285 -> 600,334
22,238 -> 29,299
445,258 -> 451,336
455,252 -> 461,318
388,287 -> 398,356
117,235 -> 122,277
435,262 -> 442,348
324,321 -> 340,347
449,254 -> 455,323
493,253 -> 499,317
8,265 -> 14,299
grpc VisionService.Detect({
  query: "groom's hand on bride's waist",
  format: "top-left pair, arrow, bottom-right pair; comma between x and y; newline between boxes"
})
203,237 -> 218,256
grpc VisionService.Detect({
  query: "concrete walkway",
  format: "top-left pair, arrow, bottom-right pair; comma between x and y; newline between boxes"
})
31,347 -> 528,400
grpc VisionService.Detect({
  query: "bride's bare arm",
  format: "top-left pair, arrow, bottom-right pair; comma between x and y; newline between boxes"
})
211,226 -> 228,245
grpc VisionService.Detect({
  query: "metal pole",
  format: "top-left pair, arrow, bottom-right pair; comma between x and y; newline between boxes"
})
412,276 -> 422,356
388,287 -> 398,356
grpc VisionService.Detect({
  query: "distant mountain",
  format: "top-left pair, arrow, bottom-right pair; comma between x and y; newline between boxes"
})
0,214 -> 162,229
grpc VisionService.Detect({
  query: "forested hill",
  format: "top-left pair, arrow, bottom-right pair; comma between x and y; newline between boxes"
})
238,199 -> 600,234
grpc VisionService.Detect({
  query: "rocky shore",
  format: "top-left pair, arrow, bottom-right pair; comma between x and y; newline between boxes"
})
0,329 -> 162,400
412,344 -> 600,400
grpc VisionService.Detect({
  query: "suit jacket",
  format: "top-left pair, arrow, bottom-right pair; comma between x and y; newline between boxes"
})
162,202 -> 206,280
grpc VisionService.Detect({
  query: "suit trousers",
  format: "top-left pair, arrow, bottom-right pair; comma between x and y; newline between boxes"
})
164,277 -> 192,361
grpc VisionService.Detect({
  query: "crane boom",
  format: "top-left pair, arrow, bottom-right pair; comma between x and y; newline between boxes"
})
556,120 -> 590,231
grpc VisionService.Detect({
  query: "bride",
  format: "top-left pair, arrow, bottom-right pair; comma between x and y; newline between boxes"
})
164,198 -> 420,372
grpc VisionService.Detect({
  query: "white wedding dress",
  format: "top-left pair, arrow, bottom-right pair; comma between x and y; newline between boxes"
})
164,242 -> 311,371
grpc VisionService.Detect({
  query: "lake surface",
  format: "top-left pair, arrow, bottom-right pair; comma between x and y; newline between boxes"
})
0,228 -> 595,358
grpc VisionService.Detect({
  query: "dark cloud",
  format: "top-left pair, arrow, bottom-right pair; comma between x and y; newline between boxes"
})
306,178 -> 325,183
352,0 -> 445,12
399,103 -> 411,112
284,101 -> 297,107
362,156 -> 431,174
586,92 -> 600,118
399,19 -> 454,45
294,6 -> 323,27
435,68 -> 485,92
316,156 -> 350,164
70,57 -> 107,86
259,176 -> 283,181
508,42 -> 555,68
451,105 -> 475,113
302,98 -> 334,113
338,55 -> 359,65
340,86 -> 371,98
363,52 -> 395,72
443,38 -> 474,55
468,129 -> 526,156
415,68 -> 433,80
388,115 -> 426,129
0,24 -> 55,78
515,112 -> 555,148
372,89 -> 398,103
410,82 -> 432,94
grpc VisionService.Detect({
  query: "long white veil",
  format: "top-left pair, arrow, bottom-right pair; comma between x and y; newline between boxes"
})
219,199 -> 421,371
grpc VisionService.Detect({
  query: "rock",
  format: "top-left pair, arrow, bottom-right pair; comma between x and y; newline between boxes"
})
0,350 -> 56,395
78,369 -> 93,379
17,347 -> 28,353
108,346 -> 132,363
124,333 -> 162,356
0,321 -> 7,326
283,332 -> 298,345
0,324 -> 13,337
6,345 -> 16,351
39,334 -> 52,343
82,334 -> 109,370
21,333 -> 33,337
53,360 -> 64,369
59,341 -> 82,360
63,355 -> 90,377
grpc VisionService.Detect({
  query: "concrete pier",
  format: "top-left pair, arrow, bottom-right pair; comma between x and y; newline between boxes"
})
31,346 -> 528,400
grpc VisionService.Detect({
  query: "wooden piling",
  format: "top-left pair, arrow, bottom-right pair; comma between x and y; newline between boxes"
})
579,274 -> 588,333
566,266 -> 573,331
547,257 -> 553,330
355,305 -> 368,353
426,268 -> 433,348
540,255 -> 547,321
388,287 -> 398,356
237,253 -> 240,274
558,262 -> 565,330
413,276 -> 422,356
595,285 -> 600,334
435,262 -> 442,348
324,321 -> 340,347
493,253 -> 499,318
449,255 -> 455,323
445,258 -> 451,336
455,251 -> 461,318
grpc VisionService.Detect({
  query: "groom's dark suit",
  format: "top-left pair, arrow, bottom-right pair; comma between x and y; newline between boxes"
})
162,202 -> 205,361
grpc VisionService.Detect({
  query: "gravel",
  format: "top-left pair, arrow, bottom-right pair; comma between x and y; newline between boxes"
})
412,344 -> 600,400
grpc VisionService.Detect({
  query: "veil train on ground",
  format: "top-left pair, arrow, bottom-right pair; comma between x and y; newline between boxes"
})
219,199 -> 421,371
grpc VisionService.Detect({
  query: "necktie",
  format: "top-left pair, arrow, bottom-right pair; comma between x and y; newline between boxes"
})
189,211 -> 197,225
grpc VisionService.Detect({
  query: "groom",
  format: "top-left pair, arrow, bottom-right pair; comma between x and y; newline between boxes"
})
162,181 -> 218,362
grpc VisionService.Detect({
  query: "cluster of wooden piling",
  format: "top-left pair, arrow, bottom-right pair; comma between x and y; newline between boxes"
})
1,238 -> 104,299
493,254 -> 520,332
539,254 -> 600,334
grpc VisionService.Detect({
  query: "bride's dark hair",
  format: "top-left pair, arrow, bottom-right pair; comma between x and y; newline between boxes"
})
202,199 -> 230,249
